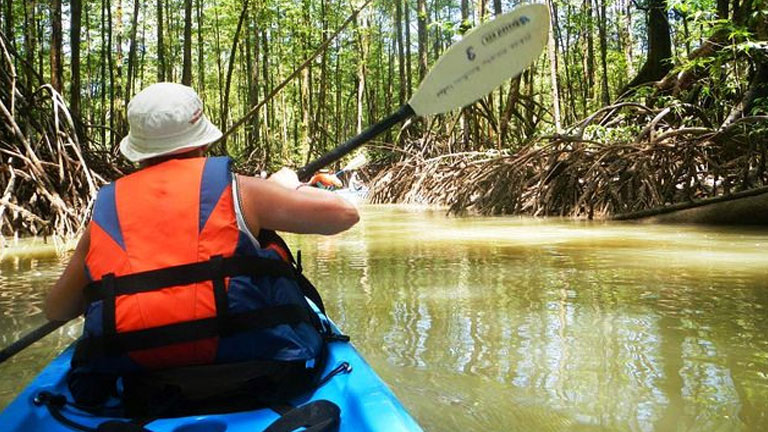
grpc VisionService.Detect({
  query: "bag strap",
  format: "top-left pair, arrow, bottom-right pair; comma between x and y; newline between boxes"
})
263,400 -> 341,432
75,305 -> 312,359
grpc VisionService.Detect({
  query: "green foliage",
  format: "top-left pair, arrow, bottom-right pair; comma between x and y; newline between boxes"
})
584,124 -> 643,144
2,0 -> 764,169
750,97 -> 768,116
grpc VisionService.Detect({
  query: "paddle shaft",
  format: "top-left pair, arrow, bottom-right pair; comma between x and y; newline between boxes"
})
0,320 -> 66,364
297,104 -> 415,181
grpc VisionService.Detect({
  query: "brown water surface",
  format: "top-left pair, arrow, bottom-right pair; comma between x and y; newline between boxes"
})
1,206 -> 767,431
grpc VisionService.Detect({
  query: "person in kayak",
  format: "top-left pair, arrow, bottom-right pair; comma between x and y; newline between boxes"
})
308,170 -> 343,190
43,82 -> 359,412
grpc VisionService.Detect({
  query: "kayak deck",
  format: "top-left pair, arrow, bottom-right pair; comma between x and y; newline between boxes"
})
0,329 -> 422,431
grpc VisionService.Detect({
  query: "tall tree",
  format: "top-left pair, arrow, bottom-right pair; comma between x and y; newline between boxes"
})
460,0 -> 470,150
247,17 -> 259,150
22,0 -> 38,90
157,0 -> 166,81
4,0 -> 15,52
395,0 -> 405,106
221,0 -> 250,138
182,0 -> 192,85
106,0 -> 115,148
598,0 -> 610,104
100,0 -> 107,146
624,0 -> 672,89
50,0 -> 63,92
126,0 -> 140,99
585,0 -> 595,98
546,0 -> 561,131
404,0 -> 412,97
620,0 -> 635,77
416,0 -> 427,80
196,0 -> 204,93
70,0 -> 83,125
114,0 -> 126,137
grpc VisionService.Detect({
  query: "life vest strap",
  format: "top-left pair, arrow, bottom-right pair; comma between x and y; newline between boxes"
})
75,304 -> 312,359
84,255 -> 297,303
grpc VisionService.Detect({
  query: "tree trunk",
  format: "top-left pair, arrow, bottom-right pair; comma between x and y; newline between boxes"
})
416,0 -> 427,80
477,0 -> 487,22
315,0 -> 328,151
50,0 -> 63,92
249,20 -> 260,154
395,0 -> 405,106
22,1 -> 37,90
157,0 -> 166,82
84,0 -> 93,126
70,0 -> 82,122
717,0 -> 728,20
106,0 -> 115,149
301,0 -> 313,158
100,0 -> 107,146
139,2 -> 147,89
623,0 -> 672,90
114,0 -> 125,137
182,0 -> 192,85
356,9 -> 369,134
3,0 -> 13,51
221,0 -> 250,140
586,0 -> 595,96
598,0 -> 610,104
196,0 -> 204,94
213,5 -> 224,124
460,0 -> 470,150
126,0 -> 140,99
262,29 -> 271,167
621,0 -> 635,77
404,0 -> 412,97
546,0 -> 561,132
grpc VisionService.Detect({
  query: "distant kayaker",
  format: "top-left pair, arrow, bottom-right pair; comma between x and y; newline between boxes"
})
43,83 -> 359,411
309,170 -> 344,190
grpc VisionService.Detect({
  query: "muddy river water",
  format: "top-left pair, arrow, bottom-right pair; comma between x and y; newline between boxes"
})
1,206 -> 767,431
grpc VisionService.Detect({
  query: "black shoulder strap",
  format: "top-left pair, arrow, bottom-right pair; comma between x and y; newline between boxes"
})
263,400 -> 341,432
84,255 -> 297,303
75,304 -> 313,359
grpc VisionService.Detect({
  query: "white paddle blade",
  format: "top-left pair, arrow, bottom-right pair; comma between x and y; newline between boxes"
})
408,4 -> 550,116
342,153 -> 368,171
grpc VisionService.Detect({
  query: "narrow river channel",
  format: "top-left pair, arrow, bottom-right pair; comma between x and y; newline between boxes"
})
1,206 -> 767,431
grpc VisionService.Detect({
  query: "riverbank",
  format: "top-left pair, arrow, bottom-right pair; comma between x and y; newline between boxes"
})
368,111 -> 767,225
0,237 -> 77,262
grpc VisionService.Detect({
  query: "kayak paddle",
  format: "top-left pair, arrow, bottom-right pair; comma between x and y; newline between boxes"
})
0,4 -> 549,365
0,320 -> 67,364
336,153 -> 368,175
297,3 -> 549,179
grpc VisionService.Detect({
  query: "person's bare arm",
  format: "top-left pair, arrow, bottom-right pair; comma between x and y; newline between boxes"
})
45,227 -> 90,321
236,169 -> 359,235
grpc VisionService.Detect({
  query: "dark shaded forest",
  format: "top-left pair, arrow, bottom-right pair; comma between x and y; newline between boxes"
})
1,0 -> 767,237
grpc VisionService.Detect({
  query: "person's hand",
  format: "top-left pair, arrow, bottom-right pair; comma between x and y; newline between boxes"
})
267,167 -> 301,189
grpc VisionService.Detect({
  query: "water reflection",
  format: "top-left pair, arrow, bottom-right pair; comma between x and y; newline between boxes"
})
0,253 -> 81,408
1,207 -> 768,431
286,207 -> 768,431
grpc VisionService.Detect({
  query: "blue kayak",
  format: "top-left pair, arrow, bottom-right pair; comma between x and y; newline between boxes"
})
0,318 -> 422,432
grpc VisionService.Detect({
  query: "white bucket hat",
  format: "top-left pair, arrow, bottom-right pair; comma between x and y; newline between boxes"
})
119,83 -> 222,162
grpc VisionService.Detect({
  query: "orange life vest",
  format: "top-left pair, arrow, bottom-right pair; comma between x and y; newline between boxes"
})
76,157 -> 324,373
